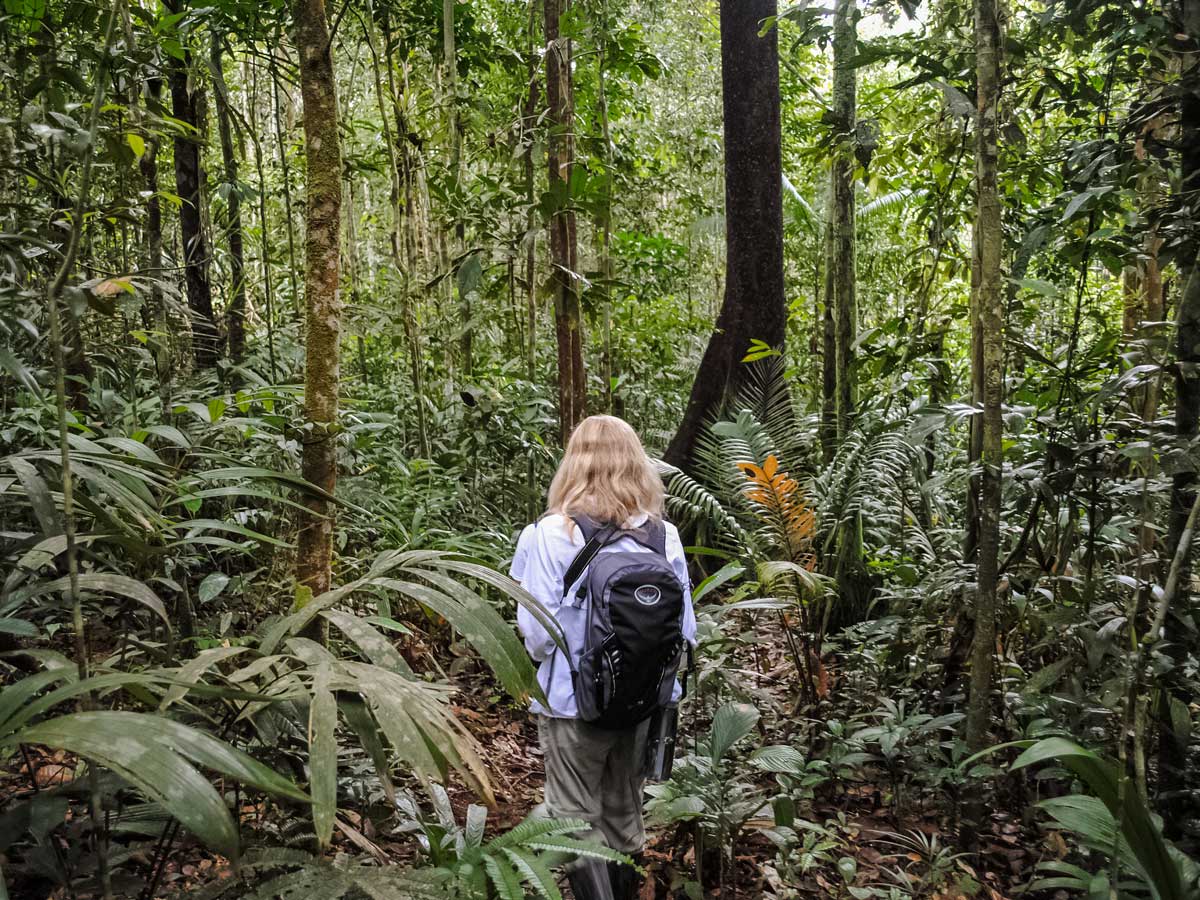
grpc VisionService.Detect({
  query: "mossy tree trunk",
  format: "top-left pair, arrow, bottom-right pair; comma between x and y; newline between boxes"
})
965,0 -> 1003,757
294,0 -> 343,604
545,0 -> 586,443
663,0 -> 787,470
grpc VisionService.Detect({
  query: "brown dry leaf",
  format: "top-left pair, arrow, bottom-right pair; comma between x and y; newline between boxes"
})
1044,830 -> 1068,858
34,764 -> 74,787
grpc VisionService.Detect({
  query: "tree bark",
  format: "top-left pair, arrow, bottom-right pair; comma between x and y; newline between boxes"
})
294,0 -> 343,602
663,0 -> 787,470
545,0 -> 586,443
211,32 -> 249,364
165,0 -> 220,367
830,0 -> 857,442
965,0 -> 1003,758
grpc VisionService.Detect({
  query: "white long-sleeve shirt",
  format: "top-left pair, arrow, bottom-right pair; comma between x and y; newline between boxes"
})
511,513 -> 697,718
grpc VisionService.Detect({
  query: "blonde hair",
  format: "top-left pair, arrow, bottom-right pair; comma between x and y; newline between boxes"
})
546,415 -> 664,528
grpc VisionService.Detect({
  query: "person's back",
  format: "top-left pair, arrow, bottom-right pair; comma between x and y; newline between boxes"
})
511,415 -> 696,900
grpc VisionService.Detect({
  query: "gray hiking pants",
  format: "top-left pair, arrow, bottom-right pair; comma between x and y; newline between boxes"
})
537,715 -> 650,853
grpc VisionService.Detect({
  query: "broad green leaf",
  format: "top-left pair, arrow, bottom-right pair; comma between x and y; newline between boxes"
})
749,744 -> 806,774
382,574 -> 535,703
1014,738 -> 1183,900
14,714 -> 240,858
310,667 -> 338,850
710,702 -> 759,763
692,562 -> 745,604
322,608 -> 413,675
0,666 -> 76,731
340,695 -> 395,805
7,457 -> 60,536
0,618 -> 37,637
159,646 -> 248,711
0,348 -> 41,399
43,710 -> 308,802
125,132 -> 145,157
11,573 -> 168,626
197,572 -> 231,604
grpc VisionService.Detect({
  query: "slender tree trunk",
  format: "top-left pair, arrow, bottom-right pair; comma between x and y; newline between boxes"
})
367,0 -> 429,457
211,32 -> 249,364
144,84 -> 170,384
294,0 -> 343,602
1159,0 -> 1200,830
965,0 -> 1003,759
545,0 -> 586,442
663,0 -> 786,470
524,0 -> 540,385
272,46 -> 303,323
248,56 -> 279,380
830,0 -> 857,442
597,0 -> 615,413
165,0 -> 220,367
820,235 -> 837,463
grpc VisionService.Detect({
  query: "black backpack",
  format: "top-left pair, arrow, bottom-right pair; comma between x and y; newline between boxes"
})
562,515 -> 687,729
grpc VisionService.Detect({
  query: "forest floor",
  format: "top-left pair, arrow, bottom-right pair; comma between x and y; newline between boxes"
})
2,640 -> 1045,900
436,689 -> 1034,900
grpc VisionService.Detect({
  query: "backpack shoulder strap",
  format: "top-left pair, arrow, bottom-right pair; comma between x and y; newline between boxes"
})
561,519 -> 617,598
626,518 -> 668,556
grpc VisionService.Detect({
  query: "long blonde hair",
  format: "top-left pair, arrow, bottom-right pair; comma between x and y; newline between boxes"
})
546,415 -> 664,527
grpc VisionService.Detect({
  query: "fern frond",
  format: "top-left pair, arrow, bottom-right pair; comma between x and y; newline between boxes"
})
737,455 -> 817,569
731,357 -> 808,466
812,416 -> 919,552
482,853 -> 526,900
487,815 -> 587,851
501,847 -> 563,900
656,460 -> 752,551
524,835 -> 635,865
859,187 -> 928,218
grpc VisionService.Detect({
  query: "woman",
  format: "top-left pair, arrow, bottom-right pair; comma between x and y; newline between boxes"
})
512,415 -> 697,900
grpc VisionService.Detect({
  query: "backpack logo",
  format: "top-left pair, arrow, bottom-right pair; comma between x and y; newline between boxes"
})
635,585 -> 662,606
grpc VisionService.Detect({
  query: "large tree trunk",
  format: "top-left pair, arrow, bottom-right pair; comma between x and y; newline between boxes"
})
965,0 -> 1003,757
294,0 -> 343,602
830,0 -> 857,442
1159,0 -> 1200,832
545,0 -> 586,443
663,0 -> 786,470
211,33 -> 249,364
165,0 -> 220,368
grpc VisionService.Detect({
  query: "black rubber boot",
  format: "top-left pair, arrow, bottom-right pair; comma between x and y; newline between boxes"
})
607,859 -> 641,900
567,858 -> 615,900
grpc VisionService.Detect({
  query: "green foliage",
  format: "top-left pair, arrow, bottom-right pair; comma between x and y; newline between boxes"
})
396,784 -> 633,899
1011,738 -> 1200,900
647,701 -> 768,881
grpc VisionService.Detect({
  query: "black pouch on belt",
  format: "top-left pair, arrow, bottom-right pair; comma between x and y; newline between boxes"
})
643,702 -> 679,783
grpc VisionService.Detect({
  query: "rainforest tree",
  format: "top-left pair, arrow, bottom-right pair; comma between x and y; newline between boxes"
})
664,0 -> 787,470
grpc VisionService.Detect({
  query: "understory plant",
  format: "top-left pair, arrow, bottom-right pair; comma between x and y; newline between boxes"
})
646,701 -> 769,895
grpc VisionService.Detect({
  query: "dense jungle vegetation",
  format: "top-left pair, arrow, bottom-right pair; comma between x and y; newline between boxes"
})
2,0 -> 1200,896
